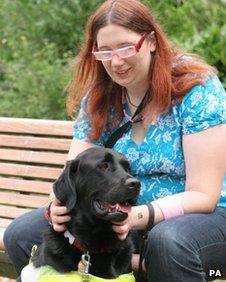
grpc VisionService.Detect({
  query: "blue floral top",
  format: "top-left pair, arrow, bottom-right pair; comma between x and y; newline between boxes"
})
73,76 -> 226,207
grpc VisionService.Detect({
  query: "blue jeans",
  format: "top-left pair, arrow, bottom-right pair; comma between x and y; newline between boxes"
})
4,207 -> 226,281
145,207 -> 226,281
3,208 -> 48,274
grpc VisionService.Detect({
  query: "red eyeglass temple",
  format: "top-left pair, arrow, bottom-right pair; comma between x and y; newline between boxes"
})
134,33 -> 146,52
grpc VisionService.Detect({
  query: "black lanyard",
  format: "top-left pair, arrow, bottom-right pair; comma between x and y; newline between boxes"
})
104,91 -> 149,148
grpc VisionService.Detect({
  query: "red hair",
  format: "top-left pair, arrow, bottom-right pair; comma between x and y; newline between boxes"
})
67,0 -> 217,141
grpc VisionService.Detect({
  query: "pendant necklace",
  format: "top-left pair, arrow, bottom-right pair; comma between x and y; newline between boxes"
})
125,91 -> 139,108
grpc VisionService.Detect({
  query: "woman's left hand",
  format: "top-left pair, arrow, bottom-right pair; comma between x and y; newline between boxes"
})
111,207 -> 137,240
111,205 -> 152,240
111,214 -> 132,240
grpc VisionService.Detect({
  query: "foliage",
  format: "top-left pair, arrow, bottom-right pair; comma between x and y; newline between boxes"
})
0,0 -> 225,119
0,0 -> 102,119
146,0 -> 226,84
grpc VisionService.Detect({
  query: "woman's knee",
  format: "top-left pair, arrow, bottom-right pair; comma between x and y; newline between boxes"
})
147,221 -> 183,254
145,217 -> 196,266
3,218 -> 24,251
144,219 -> 206,281
3,208 -> 47,252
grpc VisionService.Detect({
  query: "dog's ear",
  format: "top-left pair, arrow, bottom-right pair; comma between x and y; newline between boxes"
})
53,159 -> 78,211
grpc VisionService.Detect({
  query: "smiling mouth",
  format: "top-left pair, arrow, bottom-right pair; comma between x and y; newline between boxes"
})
92,199 -> 135,221
96,200 -> 132,213
115,68 -> 130,75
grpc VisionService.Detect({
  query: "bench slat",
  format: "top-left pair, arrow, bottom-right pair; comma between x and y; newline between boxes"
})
0,148 -> 67,166
0,117 -> 73,262
0,219 -> 13,229
0,162 -> 62,180
0,177 -> 52,194
0,118 -> 73,136
0,134 -> 71,151
0,192 -> 48,209
0,205 -> 32,219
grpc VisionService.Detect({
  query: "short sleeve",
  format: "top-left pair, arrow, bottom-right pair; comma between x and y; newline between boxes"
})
178,76 -> 226,135
73,97 -> 111,146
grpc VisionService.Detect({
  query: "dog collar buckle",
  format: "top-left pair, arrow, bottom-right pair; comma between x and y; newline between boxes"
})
78,251 -> 91,282
64,230 -> 75,244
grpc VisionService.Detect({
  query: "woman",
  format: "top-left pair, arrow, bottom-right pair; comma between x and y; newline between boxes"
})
4,0 -> 226,281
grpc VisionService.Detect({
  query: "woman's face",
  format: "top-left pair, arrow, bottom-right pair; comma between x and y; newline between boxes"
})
96,24 -> 156,92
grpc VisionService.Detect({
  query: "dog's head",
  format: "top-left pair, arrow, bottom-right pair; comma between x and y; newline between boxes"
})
53,147 -> 140,222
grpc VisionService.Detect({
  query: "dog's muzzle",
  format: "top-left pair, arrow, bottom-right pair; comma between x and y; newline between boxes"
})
92,177 -> 140,222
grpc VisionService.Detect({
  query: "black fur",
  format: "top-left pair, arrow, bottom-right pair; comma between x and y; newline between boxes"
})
31,147 -> 140,279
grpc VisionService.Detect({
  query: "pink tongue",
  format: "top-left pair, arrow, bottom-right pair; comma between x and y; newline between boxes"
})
118,204 -> 131,213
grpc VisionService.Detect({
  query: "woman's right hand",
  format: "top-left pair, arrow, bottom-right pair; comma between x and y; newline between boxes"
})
50,198 -> 71,232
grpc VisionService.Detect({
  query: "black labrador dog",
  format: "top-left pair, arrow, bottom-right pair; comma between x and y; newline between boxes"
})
21,147 -> 140,280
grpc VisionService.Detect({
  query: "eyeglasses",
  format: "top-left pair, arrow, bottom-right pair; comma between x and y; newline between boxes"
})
92,33 -> 146,61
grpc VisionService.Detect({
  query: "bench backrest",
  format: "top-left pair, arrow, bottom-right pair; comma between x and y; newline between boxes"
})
0,117 -> 73,231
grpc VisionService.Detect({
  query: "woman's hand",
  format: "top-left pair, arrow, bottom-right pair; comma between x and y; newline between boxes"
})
112,205 -> 152,240
111,215 -> 132,241
50,198 -> 71,232
111,207 -> 137,240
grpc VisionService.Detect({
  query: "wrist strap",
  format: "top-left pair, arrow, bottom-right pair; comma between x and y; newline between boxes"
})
138,203 -> 155,279
145,203 -> 155,232
104,90 -> 149,148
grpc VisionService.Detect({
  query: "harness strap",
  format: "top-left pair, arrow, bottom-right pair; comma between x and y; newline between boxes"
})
104,91 -> 149,148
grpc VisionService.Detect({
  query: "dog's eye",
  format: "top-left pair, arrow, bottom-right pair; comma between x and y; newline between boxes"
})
98,162 -> 109,171
120,160 -> 131,173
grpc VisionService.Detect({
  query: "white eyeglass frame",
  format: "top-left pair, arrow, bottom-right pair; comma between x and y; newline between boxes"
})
92,33 -> 146,62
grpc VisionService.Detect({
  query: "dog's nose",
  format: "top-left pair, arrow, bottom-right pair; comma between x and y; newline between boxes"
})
125,178 -> 140,189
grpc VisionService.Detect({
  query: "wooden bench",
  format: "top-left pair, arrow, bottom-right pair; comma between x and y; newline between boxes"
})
1,118 -> 225,282
0,117 -> 73,278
